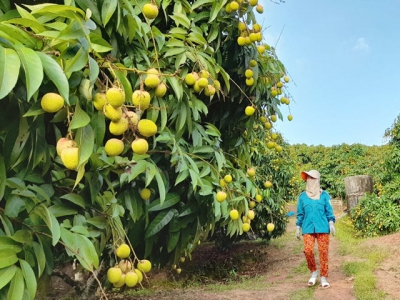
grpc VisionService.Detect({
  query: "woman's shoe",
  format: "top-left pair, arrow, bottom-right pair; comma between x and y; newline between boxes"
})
308,271 -> 318,286
321,276 -> 330,288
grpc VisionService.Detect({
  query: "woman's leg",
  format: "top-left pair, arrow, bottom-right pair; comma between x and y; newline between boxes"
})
316,233 -> 330,277
303,234 -> 317,272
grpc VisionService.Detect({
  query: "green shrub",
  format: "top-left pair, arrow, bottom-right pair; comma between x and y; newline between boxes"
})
350,193 -> 400,237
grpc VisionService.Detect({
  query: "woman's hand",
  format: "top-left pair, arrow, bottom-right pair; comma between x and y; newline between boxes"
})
329,221 -> 336,236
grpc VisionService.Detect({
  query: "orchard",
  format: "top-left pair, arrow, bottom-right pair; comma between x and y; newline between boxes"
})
0,0 -> 295,298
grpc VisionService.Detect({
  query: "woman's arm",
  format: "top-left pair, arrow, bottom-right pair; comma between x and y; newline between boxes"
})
324,192 -> 336,222
296,194 -> 304,227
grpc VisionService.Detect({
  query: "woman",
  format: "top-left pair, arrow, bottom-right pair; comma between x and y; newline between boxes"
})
296,170 -> 336,288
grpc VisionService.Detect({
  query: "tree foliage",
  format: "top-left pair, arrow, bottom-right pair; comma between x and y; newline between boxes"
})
0,0 -> 293,297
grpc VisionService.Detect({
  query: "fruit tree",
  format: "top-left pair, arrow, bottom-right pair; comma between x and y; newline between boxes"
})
0,0 -> 293,297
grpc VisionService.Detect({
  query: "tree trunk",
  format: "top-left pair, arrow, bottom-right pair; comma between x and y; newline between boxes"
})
344,175 -> 374,212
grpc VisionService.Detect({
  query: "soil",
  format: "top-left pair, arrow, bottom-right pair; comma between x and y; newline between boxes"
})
45,203 -> 400,300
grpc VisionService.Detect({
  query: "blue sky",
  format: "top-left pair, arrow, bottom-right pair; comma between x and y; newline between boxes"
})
258,0 -> 400,146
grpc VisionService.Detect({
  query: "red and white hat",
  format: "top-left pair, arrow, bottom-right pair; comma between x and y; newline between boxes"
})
301,170 -> 320,181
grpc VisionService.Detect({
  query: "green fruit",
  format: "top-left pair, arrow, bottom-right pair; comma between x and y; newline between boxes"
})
140,188 -> 151,200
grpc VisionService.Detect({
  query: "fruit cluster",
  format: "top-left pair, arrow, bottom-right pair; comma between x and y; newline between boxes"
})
184,70 -> 220,97
107,243 -> 152,289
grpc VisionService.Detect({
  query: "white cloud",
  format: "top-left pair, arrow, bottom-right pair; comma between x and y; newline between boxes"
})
353,37 -> 370,53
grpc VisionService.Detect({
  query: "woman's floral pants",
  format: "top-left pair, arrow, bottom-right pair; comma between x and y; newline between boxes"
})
303,233 -> 330,277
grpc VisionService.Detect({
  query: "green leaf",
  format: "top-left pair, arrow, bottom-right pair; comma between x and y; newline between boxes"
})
114,69 -> 132,103
209,0 -> 228,23
0,265 -> 16,291
0,154 -> 6,200
14,44 -> 43,101
60,194 -> 86,208
167,231 -> 180,253
32,241 -> 45,278
191,0 -> 214,10
170,12 -> 190,28
74,0 -> 102,25
32,204 -> 61,246
188,32 -> 207,45
69,102 -> 91,130
0,249 -> 18,268
5,195 -> 25,218
148,193 -> 180,212
88,56 -> 99,84
11,230 -> 32,244
128,160 -> 148,182
75,124 -> 94,166
0,45 -> 20,100
89,33 -> 113,53
145,209 -> 177,238
64,47 -> 88,74
7,267 -> 24,300
0,237 -> 22,253
37,52 -> 69,104
101,0 -> 117,26
19,260 -> 36,300
49,205 -> 78,217
0,24 -> 38,49
60,227 -> 99,271
163,47 -> 186,58
166,76 -> 183,101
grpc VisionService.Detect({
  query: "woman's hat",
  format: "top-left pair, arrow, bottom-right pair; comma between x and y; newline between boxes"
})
301,170 -> 320,181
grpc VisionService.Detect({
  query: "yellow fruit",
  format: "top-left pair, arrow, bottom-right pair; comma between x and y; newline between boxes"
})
277,81 -> 283,88
147,68 -> 159,75
116,243 -> 130,259
119,260 -> 133,273
176,268 -> 182,274
132,90 -> 151,111
230,1 -> 239,11
140,188 -> 151,200
144,74 -> 160,89
61,147 -> 79,170
56,138 -> 76,157
242,223 -> 251,232
199,70 -> 209,78
131,138 -> 149,155
271,133 -> 278,140
267,223 -> 275,232
107,267 -> 122,284
288,114 -> 293,121
106,87 -> 125,107
185,72 -> 198,85
113,273 -> 126,288
41,93 -> 64,113
125,271 -> 139,287
259,116 -> 267,123
155,83 -> 167,97
257,45 -> 266,54
249,59 -> 257,67
255,194 -> 262,202
193,81 -> 201,93
271,89 -> 278,97
134,269 -> 143,283
109,118 -> 129,136
275,145 -> 283,152
204,85 -> 216,96
104,104 -> 123,121
264,180 -> 272,188
265,122 -> 272,130
105,139 -> 124,156
284,76 -> 290,83
271,115 -> 277,122
247,210 -> 255,220
249,200 -> 256,208
224,174 -> 233,183
253,23 -> 261,32
256,4 -> 264,13
124,111 -> 139,128
229,209 -> 239,220
225,3 -> 232,13
245,106 -> 255,116
216,191 -> 227,202
238,22 -> 246,31
246,77 -> 254,86
267,141 -> 275,149
143,3 -> 159,19
249,33 -> 258,42
197,77 -> 208,88
219,178 -> 226,188
256,32 -> 262,42
138,119 -> 157,137
245,69 -> 253,78
249,0 -> 258,5
93,93 -> 107,111
247,167 -> 255,177
213,80 -> 221,91
137,259 -> 152,273
237,36 -> 246,46
242,216 -> 249,223
180,257 -> 185,263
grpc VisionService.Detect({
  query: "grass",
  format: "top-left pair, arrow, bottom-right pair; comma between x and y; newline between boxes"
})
336,216 -> 389,300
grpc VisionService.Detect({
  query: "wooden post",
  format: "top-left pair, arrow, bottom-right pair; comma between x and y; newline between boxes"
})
344,175 -> 374,212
